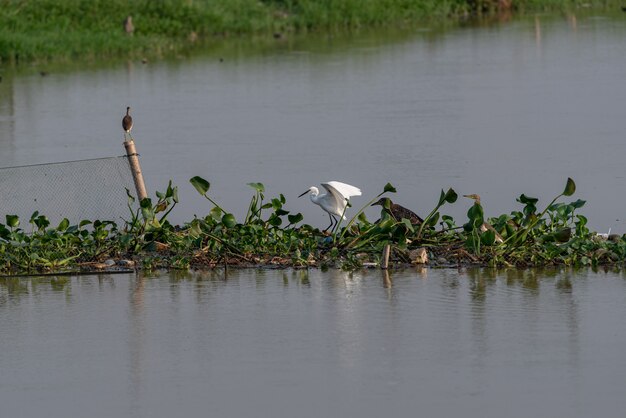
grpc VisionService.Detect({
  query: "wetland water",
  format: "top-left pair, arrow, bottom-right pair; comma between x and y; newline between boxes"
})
1,13 -> 626,231
2,12 -> 626,418
2,268 -> 626,418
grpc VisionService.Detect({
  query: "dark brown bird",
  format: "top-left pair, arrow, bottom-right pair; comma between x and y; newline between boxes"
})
372,197 -> 423,225
122,106 -> 133,140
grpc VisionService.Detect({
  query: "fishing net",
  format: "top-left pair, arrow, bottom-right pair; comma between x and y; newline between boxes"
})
0,156 -> 138,226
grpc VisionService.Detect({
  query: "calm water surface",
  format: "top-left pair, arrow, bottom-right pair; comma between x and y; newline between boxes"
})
1,268 -> 626,417
2,16 -> 626,416
0,13 -> 625,231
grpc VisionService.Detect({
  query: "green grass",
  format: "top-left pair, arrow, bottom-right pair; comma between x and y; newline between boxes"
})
0,0 -> 623,64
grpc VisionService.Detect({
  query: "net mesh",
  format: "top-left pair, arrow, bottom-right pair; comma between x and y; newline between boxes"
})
0,156 -> 139,226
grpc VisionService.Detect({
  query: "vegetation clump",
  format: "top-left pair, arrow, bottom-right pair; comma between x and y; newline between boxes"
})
0,0 -> 622,64
1,176 -> 625,276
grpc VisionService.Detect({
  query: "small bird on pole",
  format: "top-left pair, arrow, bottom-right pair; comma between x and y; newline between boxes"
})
371,197 -> 423,225
122,106 -> 134,141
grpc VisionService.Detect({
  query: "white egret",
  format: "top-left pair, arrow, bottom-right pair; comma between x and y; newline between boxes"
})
298,181 -> 361,231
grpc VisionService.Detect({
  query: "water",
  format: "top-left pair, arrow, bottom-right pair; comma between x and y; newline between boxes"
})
2,268 -> 626,418
2,15 -> 626,415
1,12 -> 625,231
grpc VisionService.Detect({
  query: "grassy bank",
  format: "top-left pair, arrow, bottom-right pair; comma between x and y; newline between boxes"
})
0,0 -> 622,64
1,177 -> 626,276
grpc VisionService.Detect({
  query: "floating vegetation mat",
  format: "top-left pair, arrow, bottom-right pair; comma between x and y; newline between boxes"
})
1,176 -> 625,277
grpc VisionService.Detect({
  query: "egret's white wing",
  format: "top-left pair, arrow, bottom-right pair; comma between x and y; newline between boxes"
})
323,181 -> 361,199
320,183 -> 345,215
320,182 -> 361,218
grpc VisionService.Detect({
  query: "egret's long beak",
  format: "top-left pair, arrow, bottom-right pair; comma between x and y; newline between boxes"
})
298,190 -> 309,198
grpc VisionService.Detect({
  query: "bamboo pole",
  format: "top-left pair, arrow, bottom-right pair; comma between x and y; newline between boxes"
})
124,140 -> 148,201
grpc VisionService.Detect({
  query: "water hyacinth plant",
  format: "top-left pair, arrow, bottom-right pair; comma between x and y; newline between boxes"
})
1,176 -> 625,275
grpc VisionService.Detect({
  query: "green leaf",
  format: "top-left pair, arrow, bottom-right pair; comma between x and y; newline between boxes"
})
221,213 -> 236,228
378,218 -> 396,232
57,218 -> 69,231
438,189 -> 446,206
444,188 -> 458,204
571,199 -> 586,209
139,198 -> 152,209
481,229 -> 496,246
441,215 -> 456,228
268,214 -> 282,227
563,177 -> 576,196
148,218 -> 161,229
426,212 -> 440,227
288,213 -> 304,224
247,182 -> 265,193
33,215 -> 50,230
140,198 -> 154,220
189,220 -> 203,238
6,215 -> 19,228
165,180 -> 174,197
518,194 -> 539,205
467,204 -> 484,225
29,211 -> 39,222
554,227 -> 572,243
0,224 -> 10,239
383,183 -> 397,194
401,218 -> 414,233
190,176 -> 210,195
79,220 -> 92,228
125,188 -> 136,203
210,207 -> 222,221
271,198 -> 282,210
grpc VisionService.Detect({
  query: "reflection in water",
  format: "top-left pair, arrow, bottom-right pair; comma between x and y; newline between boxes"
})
568,14 -> 578,31
129,274 -> 145,414
535,15 -> 542,52
1,268 -> 626,417
382,270 -> 392,288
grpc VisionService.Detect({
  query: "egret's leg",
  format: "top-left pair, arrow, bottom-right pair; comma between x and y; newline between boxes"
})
324,213 -> 335,232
